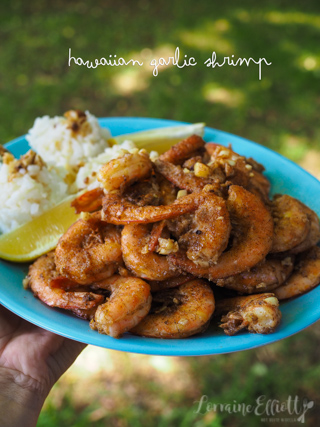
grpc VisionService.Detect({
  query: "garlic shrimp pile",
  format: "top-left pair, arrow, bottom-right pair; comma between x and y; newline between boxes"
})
26,135 -> 320,338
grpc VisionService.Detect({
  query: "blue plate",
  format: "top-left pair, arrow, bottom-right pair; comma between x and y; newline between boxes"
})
1,117 -> 319,356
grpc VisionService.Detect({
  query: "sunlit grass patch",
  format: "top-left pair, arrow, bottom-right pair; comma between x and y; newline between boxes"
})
202,84 -> 245,108
300,149 -> 320,180
296,54 -> 320,72
277,133 -> 310,162
265,11 -> 320,29
179,19 -> 234,54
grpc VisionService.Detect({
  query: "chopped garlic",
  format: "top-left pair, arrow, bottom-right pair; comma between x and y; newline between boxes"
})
156,238 -> 179,255
194,162 -> 211,178
22,275 -> 30,289
80,211 -> 91,221
264,297 -> 279,307
141,244 -> 149,254
227,160 -> 236,166
177,189 -> 187,199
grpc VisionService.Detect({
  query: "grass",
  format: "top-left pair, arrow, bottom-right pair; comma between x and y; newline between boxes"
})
1,1 -> 320,426
1,1 -> 319,165
35,324 -> 320,426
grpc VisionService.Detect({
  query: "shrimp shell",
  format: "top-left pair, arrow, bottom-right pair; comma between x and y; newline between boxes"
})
102,188 -> 227,226
147,274 -> 195,292
216,255 -> 295,294
159,134 -> 206,164
274,246 -> 320,300
55,211 -> 122,285
98,150 -> 153,193
289,209 -> 320,254
121,223 -> 180,281
271,195 -> 312,253
130,279 -> 215,339
90,275 -> 151,338
28,252 -> 104,319
215,293 -> 281,335
71,188 -> 104,214
169,185 -> 274,280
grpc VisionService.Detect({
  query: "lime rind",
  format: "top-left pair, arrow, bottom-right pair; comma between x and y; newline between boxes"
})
108,122 -> 205,146
0,194 -> 79,262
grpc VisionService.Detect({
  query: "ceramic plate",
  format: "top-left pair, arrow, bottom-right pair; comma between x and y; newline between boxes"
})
0,117 -> 319,356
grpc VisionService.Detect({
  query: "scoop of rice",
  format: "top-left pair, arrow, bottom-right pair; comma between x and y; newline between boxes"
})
26,110 -> 111,169
0,150 -> 68,233
1,112 -> 159,233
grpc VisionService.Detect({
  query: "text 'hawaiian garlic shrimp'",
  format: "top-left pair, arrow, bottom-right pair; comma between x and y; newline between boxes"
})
215,293 -> 281,335
169,185 -> 274,280
90,275 -> 151,338
130,279 -> 215,339
55,211 -> 122,285
27,252 -> 104,319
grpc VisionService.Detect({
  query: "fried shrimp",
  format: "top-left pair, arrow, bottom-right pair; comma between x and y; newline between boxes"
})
55,211 -> 122,285
24,133 -> 320,341
98,150 -> 153,193
274,246 -> 320,300
102,186 -> 228,227
71,187 -> 104,214
215,293 -> 281,335
177,190 -> 231,266
206,143 -> 270,201
107,189 -> 230,267
27,252 -> 104,319
130,279 -> 215,338
289,209 -> 320,254
102,191 -> 195,224
216,255 -> 295,294
169,185 -> 274,280
121,223 -> 180,281
154,158 -> 216,193
271,195 -> 312,253
90,275 -> 151,338
147,274 -> 195,292
159,134 -> 206,164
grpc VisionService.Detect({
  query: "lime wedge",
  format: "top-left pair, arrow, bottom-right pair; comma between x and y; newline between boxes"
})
108,122 -> 205,153
0,195 -> 79,262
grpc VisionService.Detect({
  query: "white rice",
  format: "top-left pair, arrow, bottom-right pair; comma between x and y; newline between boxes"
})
26,110 -> 111,169
0,152 -> 68,233
0,110 -> 159,233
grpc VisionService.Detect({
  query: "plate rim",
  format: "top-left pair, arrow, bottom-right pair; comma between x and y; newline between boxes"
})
1,116 -> 320,356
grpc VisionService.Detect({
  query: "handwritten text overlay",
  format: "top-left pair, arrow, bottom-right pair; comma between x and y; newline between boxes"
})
68,47 -> 272,80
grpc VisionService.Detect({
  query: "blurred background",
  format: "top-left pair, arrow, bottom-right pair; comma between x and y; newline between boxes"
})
1,0 -> 320,425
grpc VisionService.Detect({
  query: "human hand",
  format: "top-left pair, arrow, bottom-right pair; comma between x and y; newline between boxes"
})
0,304 -> 86,427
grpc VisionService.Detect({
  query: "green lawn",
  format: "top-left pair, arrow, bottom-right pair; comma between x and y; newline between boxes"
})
1,1 -> 320,425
